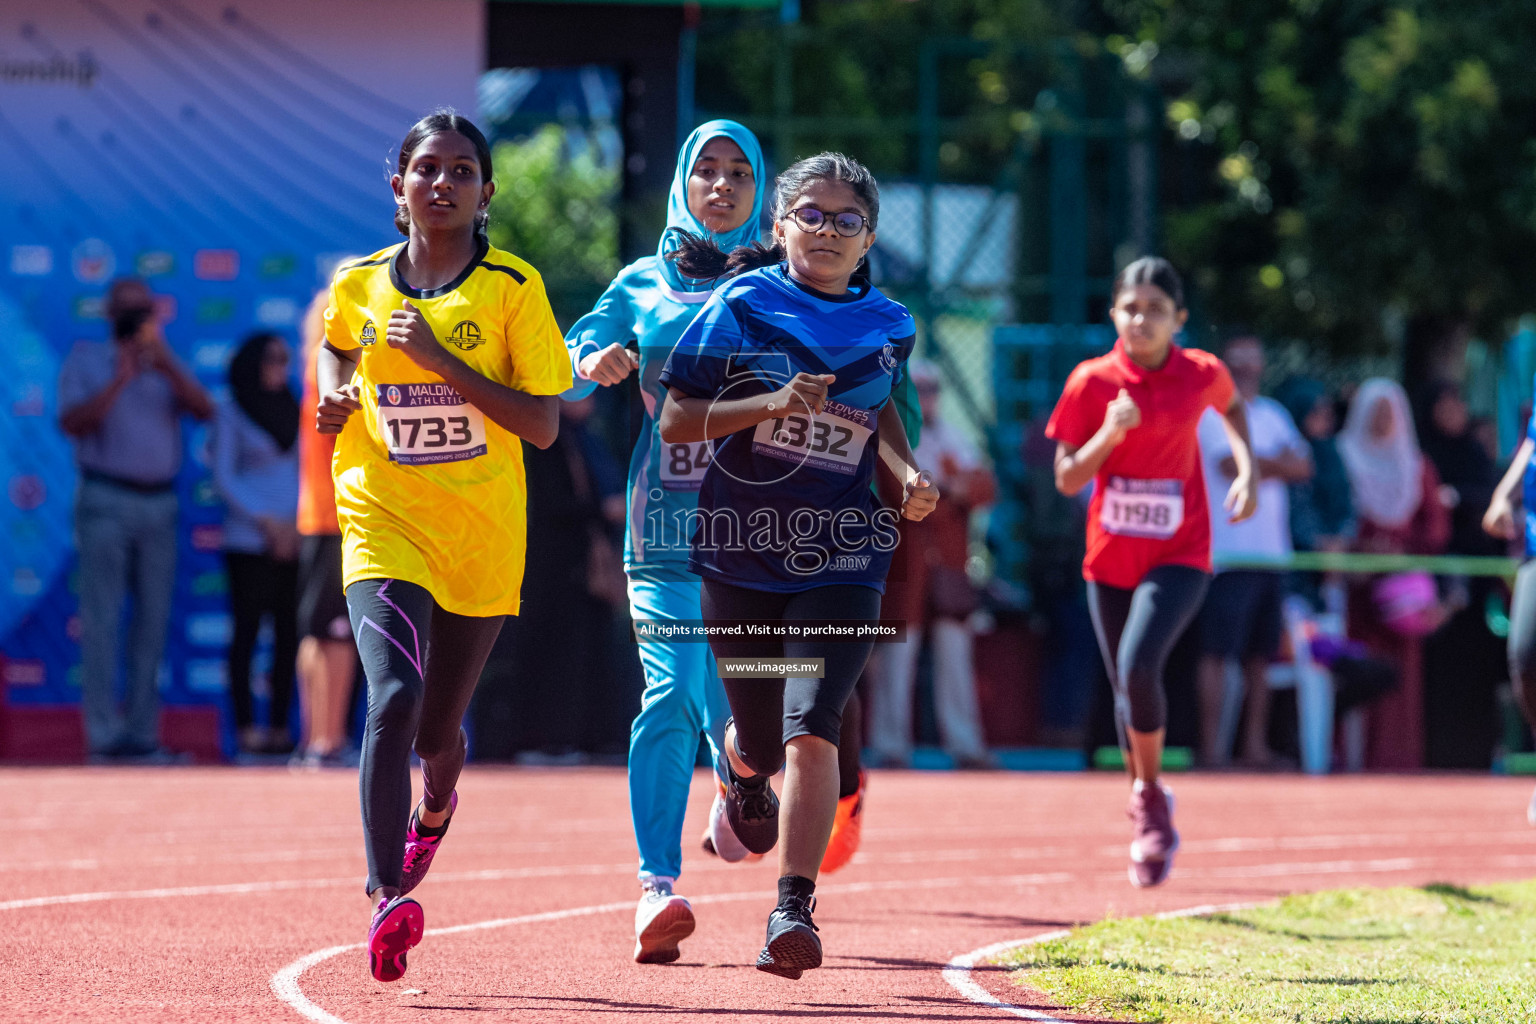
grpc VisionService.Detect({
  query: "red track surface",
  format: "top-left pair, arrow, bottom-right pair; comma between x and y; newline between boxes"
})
10,767 -> 1536,1023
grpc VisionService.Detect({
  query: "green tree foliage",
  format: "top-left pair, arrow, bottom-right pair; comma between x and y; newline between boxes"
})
1106,0 -> 1536,353
697,0 -> 1068,180
486,125 -> 621,327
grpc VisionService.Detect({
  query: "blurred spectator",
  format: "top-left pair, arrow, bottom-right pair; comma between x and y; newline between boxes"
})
214,333 -> 301,757
869,362 -> 997,769
293,290 -> 359,767
474,395 -> 630,762
1195,334 -> 1312,768
1416,381 -> 1504,768
58,277 -> 213,761
1276,377 -> 1356,556
1338,378 -> 1451,769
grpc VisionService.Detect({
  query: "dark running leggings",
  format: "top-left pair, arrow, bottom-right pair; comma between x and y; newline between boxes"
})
701,579 -> 881,778
346,578 -> 504,895
1507,561 -> 1536,734
1086,564 -> 1210,740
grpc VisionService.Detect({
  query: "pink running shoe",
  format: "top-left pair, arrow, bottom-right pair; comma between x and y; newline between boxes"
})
400,791 -> 457,897
368,895 -> 424,982
1126,780 -> 1179,888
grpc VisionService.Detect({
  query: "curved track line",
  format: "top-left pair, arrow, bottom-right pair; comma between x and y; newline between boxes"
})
271,872 -> 1076,1023
942,902 -> 1263,1021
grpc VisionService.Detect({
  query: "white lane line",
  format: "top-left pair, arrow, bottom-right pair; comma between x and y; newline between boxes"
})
942,902 -> 1262,1022
271,872 -> 1076,1023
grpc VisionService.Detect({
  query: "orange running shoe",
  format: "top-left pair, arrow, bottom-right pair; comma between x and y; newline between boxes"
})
819,771 -> 865,874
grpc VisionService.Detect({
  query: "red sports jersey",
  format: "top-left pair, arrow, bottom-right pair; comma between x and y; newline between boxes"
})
1045,339 -> 1236,589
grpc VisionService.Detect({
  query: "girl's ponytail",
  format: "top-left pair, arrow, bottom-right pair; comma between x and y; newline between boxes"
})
666,232 -> 785,282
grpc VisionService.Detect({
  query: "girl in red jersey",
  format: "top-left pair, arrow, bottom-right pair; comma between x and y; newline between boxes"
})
1047,257 -> 1257,888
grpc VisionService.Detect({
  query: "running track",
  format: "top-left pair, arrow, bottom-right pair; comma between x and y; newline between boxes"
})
11,768 -> 1535,1023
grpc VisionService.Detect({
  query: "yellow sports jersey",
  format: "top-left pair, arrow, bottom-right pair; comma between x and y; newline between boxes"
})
324,240 -> 572,617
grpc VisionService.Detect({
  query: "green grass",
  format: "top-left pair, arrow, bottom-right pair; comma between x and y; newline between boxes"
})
999,880 -> 1536,1023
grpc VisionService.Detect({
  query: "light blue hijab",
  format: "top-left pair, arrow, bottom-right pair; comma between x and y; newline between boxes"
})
657,119 -> 766,292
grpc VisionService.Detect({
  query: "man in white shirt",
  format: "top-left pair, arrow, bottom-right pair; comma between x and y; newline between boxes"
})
1196,334 -> 1312,767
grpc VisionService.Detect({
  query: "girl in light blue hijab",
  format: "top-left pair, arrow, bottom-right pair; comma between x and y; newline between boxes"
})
565,122 -> 773,964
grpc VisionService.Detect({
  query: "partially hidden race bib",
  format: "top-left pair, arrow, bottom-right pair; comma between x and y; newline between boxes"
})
376,383 -> 487,466
751,399 -> 873,476
1099,476 -> 1183,539
659,441 -> 713,491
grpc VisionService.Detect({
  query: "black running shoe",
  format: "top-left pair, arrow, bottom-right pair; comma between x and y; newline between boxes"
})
718,752 -> 780,855
756,894 -> 821,979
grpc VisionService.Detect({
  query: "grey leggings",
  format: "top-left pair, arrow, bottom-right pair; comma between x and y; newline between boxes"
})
1087,564 -> 1210,739
347,578 -> 504,895
1508,561 -> 1536,733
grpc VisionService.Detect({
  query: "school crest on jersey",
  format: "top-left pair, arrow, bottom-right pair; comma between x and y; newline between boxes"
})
358,319 -> 377,347
448,320 -> 483,351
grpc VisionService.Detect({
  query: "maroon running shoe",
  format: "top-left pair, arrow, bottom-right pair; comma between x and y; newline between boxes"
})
400,791 -> 457,896
367,895 -> 424,982
1126,781 -> 1179,888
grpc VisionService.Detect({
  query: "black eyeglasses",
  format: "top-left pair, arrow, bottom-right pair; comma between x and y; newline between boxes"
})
785,206 -> 870,237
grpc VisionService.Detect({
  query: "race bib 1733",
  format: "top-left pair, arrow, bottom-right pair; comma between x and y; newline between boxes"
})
376,383 -> 487,466
751,399 -> 874,476
1099,476 -> 1183,539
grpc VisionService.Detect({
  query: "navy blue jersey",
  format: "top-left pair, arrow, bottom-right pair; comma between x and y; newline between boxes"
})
659,264 -> 916,592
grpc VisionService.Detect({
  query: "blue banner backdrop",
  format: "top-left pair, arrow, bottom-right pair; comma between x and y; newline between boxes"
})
0,0 -> 480,719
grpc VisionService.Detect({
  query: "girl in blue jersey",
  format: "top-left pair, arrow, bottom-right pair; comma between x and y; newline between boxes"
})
659,152 -> 939,978
1482,401 -> 1536,826
568,123 -> 872,965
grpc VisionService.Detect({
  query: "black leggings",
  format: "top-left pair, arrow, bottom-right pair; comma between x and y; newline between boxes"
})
225,552 -> 298,731
701,579 -> 881,778
1086,565 -> 1209,739
1508,561 -> 1536,733
346,578 -> 504,894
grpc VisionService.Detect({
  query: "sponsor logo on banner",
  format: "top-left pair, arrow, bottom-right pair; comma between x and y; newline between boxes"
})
192,478 -> 221,508
193,340 -> 233,373
8,475 -> 45,511
135,250 -> 175,277
187,613 -> 233,647
9,245 -> 53,276
11,384 -> 45,417
192,570 -> 228,596
255,296 -> 299,326
260,253 -> 297,278
448,320 -> 482,350
194,249 -> 239,281
359,319 -> 377,346
73,296 -> 105,320
11,567 -> 43,596
72,238 -> 115,283
197,297 -> 236,324
4,660 -> 46,687
186,659 -> 228,693
190,523 -> 224,551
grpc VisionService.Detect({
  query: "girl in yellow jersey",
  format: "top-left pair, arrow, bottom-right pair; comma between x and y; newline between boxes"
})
316,111 -> 571,983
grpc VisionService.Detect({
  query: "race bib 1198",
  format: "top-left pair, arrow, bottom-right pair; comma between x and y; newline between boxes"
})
1100,476 -> 1183,539
376,383 -> 487,466
750,399 -> 874,476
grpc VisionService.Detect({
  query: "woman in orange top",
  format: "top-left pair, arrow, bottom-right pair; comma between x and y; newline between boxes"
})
1047,257 -> 1257,889
293,288 -> 357,768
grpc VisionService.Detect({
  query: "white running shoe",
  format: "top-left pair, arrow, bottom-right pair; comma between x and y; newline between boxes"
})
634,876 -> 695,965
705,779 -> 756,863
